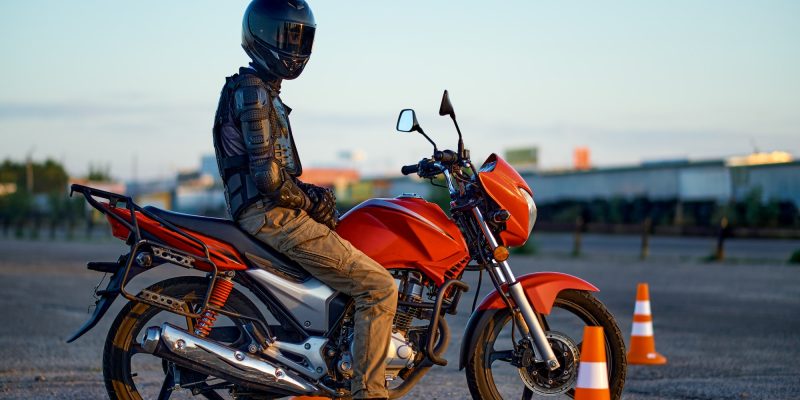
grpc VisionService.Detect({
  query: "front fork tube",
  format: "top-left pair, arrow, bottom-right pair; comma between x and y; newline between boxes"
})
473,208 -> 560,371
498,261 -> 560,371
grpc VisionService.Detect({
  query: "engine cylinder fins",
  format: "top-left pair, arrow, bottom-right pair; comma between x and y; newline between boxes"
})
392,270 -> 426,332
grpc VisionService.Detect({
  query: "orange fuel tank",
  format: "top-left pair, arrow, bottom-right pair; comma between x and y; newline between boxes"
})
336,196 -> 469,286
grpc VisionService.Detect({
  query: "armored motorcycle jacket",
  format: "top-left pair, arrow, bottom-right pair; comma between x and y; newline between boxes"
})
212,67 -> 311,219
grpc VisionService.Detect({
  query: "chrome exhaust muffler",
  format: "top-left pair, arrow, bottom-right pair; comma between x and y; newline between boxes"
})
141,323 -> 320,395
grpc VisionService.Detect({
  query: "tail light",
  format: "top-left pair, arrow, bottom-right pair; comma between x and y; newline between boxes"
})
106,212 -> 131,241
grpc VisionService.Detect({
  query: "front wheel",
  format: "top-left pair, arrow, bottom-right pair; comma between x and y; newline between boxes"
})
465,290 -> 626,399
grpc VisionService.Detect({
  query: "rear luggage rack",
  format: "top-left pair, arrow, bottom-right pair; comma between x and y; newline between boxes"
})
70,184 -> 269,335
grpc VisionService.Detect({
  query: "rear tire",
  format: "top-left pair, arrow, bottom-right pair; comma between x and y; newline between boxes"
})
103,276 -> 264,400
465,290 -> 626,399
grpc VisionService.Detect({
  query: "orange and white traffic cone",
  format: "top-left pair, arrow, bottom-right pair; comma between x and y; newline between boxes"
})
627,282 -> 667,365
574,326 -> 610,400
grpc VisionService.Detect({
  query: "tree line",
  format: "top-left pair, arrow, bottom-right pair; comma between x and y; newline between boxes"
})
0,158 -> 103,239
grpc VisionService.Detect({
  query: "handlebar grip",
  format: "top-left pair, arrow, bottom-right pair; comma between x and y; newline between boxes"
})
401,164 -> 420,176
434,150 -> 458,164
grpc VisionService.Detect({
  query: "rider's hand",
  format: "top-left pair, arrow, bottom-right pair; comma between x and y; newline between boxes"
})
302,184 -> 339,230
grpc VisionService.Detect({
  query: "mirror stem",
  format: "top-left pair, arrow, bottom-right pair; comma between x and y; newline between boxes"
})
417,127 -> 438,153
451,117 -> 464,161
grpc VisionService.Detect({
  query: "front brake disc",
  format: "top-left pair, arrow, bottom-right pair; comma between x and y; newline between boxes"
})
518,331 -> 580,395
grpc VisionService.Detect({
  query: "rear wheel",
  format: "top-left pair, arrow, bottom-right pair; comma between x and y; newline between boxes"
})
465,290 -> 626,399
103,277 -> 265,400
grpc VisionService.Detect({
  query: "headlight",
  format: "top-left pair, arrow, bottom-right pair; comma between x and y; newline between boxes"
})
519,188 -> 537,234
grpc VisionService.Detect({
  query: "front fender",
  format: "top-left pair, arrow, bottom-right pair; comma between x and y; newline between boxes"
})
458,271 -> 598,370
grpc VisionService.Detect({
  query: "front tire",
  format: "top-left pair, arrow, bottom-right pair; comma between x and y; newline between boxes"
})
465,290 -> 626,399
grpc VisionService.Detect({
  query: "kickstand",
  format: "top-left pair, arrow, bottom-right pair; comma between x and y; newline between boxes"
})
157,366 -> 176,400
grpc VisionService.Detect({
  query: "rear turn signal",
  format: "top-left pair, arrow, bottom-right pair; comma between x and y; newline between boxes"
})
493,246 -> 510,262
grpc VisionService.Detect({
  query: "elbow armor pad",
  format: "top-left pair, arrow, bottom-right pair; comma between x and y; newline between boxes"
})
268,158 -> 311,210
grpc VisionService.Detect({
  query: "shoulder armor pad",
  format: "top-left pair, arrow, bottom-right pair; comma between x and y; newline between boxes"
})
234,84 -> 270,116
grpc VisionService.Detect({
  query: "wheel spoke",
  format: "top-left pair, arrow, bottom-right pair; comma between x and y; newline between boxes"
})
521,387 -> 533,400
489,349 -> 515,365
540,315 -> 550,331
183,304 -> 196,332
128,343 -> 146,356
157,369 -> 175,400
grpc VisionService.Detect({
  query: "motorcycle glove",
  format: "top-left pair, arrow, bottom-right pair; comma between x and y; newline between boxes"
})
299,182 -> 339,230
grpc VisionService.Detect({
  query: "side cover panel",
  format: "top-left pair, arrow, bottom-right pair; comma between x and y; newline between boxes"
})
246,269 -> 336,334
336,197 -> 469,286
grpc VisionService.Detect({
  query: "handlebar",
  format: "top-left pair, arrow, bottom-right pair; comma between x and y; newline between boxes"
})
402,159 -> 439,177
434,150 -> 458,165
403,149 -> 461,176
401,164 -> 420,176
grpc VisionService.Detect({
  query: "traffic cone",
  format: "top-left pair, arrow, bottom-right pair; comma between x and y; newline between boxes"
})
627,283 -> 667,365
574,326 -> 610,400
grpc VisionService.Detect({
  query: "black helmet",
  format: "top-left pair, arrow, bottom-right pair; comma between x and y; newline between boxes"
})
242,0 -> 316,80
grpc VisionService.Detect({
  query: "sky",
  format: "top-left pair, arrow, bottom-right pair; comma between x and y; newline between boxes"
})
1,1 -> 798,181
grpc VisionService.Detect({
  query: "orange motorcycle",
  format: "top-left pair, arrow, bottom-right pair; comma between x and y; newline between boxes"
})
69,91 -> 625,399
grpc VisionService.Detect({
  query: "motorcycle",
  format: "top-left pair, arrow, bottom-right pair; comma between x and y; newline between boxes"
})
68,90 -> 626,399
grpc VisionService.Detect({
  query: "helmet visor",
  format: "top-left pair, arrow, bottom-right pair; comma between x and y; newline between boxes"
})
249,14 -> 315,57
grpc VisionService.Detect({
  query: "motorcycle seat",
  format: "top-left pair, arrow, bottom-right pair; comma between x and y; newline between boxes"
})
143,206 -> 311,282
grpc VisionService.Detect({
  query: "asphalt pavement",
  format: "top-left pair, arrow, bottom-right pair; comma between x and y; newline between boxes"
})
1,236 -> 799,399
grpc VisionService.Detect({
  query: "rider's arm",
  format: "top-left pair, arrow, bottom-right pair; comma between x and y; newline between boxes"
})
233,79 -> 311,211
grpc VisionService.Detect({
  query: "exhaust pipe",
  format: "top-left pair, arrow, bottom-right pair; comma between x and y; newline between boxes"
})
141,323 -> 320,395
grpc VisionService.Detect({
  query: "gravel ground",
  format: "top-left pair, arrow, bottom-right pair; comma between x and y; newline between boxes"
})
1,237 -> 799,399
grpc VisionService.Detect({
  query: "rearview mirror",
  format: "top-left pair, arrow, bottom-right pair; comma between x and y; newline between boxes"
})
395,108 -> 438,151
439,90 -> 455,119
438,89 -> 465,160
396,109 -> 418,133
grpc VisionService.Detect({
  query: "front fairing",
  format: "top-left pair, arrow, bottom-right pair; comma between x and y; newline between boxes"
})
478,154 -> 533,247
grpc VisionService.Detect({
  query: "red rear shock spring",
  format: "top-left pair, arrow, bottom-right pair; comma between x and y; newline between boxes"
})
194,277 -> 234,337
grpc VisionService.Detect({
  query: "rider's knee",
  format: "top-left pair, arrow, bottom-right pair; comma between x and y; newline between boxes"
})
355,265 -> 397,306
376,268 -> 398,296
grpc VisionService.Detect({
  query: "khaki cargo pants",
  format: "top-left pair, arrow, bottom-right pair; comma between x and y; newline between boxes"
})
238,203 -> 398,399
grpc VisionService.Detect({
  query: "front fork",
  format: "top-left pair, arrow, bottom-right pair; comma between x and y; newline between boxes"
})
472,208 -> 561,371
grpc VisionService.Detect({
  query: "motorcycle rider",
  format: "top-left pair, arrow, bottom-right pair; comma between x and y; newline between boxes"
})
211,1 -> 397,398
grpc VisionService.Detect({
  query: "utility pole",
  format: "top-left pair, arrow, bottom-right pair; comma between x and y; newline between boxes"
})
714,217 -> 729,261
572,215 -> 584,257
131,154 -> 138,197
26,147 -> 35,193
640,217 -> 652,260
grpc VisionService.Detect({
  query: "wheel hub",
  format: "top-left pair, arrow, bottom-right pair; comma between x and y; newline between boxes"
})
518,331 -> 579,395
